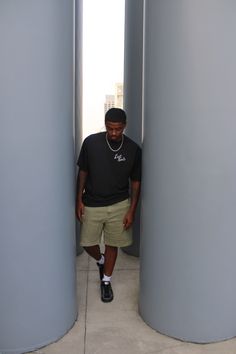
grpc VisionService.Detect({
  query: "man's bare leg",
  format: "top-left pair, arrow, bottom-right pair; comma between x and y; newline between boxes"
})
83,245 -> 118,276
104,245 -> 118,276
83,245 -> 102,261
99,245 -> 117,302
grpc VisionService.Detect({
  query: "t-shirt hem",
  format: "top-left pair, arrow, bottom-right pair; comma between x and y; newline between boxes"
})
83,195 -> 129,207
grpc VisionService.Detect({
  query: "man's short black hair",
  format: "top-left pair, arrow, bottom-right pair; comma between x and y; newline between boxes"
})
105,108 -> 126,124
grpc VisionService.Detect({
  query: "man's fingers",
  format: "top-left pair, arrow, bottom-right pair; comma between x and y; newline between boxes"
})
123,218 -> 131,230
77,207 -> 84,222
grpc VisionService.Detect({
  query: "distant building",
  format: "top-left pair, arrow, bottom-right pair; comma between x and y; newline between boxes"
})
104,83 -> 123,114
114,82 -> 123,108
104,94 -> 115,115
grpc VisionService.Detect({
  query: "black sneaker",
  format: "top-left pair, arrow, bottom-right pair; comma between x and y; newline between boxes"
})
101,281 -> 113,302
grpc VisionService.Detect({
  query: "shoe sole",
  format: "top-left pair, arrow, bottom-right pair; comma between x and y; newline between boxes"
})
101,283 -> 113,302
101,297 -> 113,303
101,292 -> 114,302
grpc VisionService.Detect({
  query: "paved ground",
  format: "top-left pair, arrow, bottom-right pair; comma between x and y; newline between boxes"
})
28,250 -> 236,354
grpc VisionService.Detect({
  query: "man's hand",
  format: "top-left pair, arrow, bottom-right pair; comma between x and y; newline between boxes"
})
76,170 -> 88,222
122,180 -> 141,230
76,201 -> 85,222
123,210 -> 135,230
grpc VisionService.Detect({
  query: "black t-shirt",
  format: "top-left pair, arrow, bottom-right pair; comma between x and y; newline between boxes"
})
77,132 -> 141,207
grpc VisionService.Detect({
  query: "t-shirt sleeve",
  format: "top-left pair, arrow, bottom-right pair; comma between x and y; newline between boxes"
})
130,147 -> 142,181
77,139 -> 89,171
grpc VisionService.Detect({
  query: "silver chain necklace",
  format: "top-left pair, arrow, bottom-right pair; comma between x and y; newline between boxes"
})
105,133 -> 124,152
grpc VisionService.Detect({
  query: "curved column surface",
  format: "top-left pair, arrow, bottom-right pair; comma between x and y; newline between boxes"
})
75,0 -> 84,256
0,1 -> 77,353
140,0 -> 236,343
123,0 -> 143,256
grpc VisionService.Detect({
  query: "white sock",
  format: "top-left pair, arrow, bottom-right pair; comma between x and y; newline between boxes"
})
102,274 -> 111,283
97,254 -> 105,265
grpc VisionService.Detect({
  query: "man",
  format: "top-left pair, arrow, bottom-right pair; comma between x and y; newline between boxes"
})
76,108 -> 141,302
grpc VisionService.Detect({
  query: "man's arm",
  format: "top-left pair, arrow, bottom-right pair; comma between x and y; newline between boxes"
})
123,180 -> 141,230
76,170 -> 88,222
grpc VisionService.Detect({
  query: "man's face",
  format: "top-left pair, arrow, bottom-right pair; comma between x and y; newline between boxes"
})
105,121 -> 126,142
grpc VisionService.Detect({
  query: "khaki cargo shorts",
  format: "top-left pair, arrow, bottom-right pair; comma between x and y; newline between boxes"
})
80,199 -> 132,247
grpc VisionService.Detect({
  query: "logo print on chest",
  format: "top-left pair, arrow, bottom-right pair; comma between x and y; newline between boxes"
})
114,153 -> 126,162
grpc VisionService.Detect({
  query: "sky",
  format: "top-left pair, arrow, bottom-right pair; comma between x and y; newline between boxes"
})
83,0 -> 125,138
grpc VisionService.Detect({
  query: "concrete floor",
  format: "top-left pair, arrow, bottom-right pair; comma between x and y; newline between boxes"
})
28,250 -> 236,354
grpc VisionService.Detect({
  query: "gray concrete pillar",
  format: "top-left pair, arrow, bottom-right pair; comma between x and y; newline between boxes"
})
75,0 -> 84,256
140,0 -> 236,343
0,1 -> 77,353
123,0 -> 144,257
